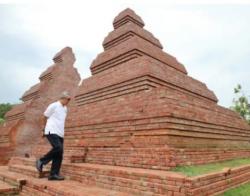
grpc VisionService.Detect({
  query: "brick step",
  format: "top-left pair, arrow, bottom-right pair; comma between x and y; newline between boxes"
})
9,156 -> 51,169
187,165 -> 250,195
9,156 -> 38,166
0,166 -> 26,188
176,156 -> 250,164
30,145 -> 87,163
9,155 -> 86,168
20,178 -> 131,196
0,180 -> 18,195
1,163 -> 131,196
85,158 -> 171,170
9,164 -> 50,178
73,146 -> 250,168
64,115 -> 250,138
64,124 -> 250,140
62,163 -> 186,195
65,147 -> 174,169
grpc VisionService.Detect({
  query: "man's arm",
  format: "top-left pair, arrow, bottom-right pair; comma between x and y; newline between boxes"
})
42,102 -> 56,137
41,115 -> 48,137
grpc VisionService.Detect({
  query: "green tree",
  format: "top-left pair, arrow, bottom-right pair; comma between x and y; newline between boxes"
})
230,84 -> 250,124
0,103 -> 12,124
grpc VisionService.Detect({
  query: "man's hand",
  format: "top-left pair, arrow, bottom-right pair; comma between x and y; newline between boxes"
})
41,115 -> 48,138
41,128 -> 45,138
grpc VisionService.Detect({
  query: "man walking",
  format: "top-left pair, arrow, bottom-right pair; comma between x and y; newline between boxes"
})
36,91 -> 71,180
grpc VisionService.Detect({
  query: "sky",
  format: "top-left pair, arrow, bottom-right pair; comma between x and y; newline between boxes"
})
0,0 -> 250,108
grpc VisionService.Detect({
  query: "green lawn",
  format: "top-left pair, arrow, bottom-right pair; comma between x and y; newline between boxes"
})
171,158 -> 250,177
219,182 -> 250,196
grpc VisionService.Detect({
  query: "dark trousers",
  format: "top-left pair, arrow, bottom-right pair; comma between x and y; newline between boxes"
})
40,134 -> 64,176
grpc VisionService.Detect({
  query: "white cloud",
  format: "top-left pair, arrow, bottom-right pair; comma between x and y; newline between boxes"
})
2,0 -> 250,4
0,2 -> 249,107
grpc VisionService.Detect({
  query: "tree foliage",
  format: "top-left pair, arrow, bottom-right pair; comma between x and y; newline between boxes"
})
0,118 -> 4,124
0,103 -> 12,122
230,84 -> 250,124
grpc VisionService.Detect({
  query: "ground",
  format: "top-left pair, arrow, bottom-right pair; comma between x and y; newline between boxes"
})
219,182 -> 250,196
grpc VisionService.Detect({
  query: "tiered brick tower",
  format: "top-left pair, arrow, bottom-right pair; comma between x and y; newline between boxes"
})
64,8 -> 250,169
0,47 -> 81,165
1,8 -> 250,196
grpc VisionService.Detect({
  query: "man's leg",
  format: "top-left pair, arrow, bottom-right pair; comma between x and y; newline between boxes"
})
36,134 -> 58,172
39,134 -> 63,170
50,137 -> 64,176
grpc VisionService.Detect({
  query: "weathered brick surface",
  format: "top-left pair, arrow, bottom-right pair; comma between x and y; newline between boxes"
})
185,165 -> 250,195
0,180 -> 18,195
61,162 -> 186,195
64,8 -> 250,171
2,157 -> 250,196
20,178 -> 131,196
0,47 -> 81,164
62,162 -> 250,196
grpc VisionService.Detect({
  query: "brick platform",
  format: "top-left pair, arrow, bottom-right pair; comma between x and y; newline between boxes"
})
1,157 -> 250,195
0,158 -> 131,196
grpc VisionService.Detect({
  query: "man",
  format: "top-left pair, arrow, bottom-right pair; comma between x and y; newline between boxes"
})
35,91 -> 71,180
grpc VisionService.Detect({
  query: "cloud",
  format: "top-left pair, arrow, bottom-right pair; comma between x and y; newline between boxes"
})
0,2 -> 249,108
144,4 -> 250,106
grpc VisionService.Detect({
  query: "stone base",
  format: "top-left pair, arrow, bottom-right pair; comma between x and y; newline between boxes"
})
1,157 -> 250,195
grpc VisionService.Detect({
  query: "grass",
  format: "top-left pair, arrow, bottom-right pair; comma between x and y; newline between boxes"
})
171,158 -> 250,177
219,182 -> 250,196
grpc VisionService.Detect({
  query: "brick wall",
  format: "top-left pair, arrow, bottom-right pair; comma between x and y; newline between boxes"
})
0,47 -> 81,164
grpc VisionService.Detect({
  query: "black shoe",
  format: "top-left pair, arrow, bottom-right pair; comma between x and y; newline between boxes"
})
35,159 -> 43,172
48,174 -> 65,181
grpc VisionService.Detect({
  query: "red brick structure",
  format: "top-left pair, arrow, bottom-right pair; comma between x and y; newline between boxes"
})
1,8 -> 250,196
0,47 -> 81,165
64,8 -> 250,170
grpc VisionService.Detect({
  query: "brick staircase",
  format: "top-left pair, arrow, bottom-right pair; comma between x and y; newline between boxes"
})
0,157 -> 133,196
0,155 -> 192,195
0,156 -> 188,195
0,165 -> 26,195
2,156 -> 250,195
